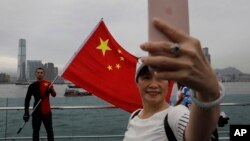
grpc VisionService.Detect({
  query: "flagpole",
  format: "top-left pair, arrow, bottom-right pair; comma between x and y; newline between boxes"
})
60,18 -> 104,76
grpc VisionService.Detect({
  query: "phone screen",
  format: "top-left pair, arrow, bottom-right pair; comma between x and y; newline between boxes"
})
148,0 -> 189,41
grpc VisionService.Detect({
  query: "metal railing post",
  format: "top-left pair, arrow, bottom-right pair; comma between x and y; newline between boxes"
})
4,98 -> 8,141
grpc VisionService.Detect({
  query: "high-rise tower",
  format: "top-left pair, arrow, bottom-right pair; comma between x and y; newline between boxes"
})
44,62 -> 55,81
202,47 -> 211,64
27,60 -> 43,82
17,39 -> 27,83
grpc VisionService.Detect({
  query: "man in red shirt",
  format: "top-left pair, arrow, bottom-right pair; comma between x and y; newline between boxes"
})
23,67 -> 56,141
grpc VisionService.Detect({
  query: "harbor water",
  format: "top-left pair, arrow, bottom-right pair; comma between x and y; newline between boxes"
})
0,82 -> 250,140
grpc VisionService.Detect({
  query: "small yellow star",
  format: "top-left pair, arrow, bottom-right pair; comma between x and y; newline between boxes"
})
96,38 -> 112,56
107,65 -> 112,71
115,64 -> 121,69
117,49 -> 122,54
120,56 -> 124,61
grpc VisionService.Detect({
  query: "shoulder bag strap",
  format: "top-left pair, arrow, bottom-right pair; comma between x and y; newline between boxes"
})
164,114 -> 177,141
131,109 -> 141,119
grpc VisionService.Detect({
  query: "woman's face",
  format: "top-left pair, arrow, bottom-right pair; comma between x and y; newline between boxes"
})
137,70 -> 169,106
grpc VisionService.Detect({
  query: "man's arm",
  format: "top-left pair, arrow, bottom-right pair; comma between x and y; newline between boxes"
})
23,84 -> 32,122
50,86 -> 56,97
24,85 -> 32,114
47,83 -> 56,97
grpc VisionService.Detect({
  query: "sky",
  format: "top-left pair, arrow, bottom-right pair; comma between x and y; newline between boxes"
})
1,0 -> 250,76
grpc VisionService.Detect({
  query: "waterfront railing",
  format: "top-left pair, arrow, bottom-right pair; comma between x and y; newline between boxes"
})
1,103 -> 250,141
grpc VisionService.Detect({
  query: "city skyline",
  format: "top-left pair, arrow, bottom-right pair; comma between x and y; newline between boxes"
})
14,60 -> 60,82
3,37 -> 61,82
1,0 -> 250,74
1,48 -> 249,78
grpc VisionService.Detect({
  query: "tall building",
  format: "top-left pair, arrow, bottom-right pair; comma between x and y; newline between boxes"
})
44,62 -> 56,81
17,39 -> 27,83
27,60 -> 43,82
202,47 -> 211,64
54,67 -> 58,77
0,73 -> 10,83
53,67 -> 64,83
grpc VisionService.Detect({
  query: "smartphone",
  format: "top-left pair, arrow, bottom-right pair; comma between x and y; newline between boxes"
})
148,0 -> 189,41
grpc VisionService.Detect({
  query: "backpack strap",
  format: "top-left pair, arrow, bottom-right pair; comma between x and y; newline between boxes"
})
164,114 -> 177,141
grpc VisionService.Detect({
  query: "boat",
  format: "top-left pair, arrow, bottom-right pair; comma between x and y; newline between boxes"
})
64,87 -> 92,97
67,83 -> 81,88
15,81 -> 30,85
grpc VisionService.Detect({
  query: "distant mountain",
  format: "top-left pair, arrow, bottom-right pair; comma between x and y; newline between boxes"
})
215,67 -> 242,75
215,67 -> 250,82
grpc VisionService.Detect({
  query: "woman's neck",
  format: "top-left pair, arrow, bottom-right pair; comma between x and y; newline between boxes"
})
140,101 -> 169,119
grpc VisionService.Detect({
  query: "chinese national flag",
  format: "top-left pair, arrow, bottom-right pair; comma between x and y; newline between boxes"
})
61,20 -> 173,113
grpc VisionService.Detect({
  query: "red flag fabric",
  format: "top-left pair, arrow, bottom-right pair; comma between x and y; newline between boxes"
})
61,20 -> 174,113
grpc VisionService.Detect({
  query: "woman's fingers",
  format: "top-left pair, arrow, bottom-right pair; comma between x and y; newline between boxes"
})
140,41 -> 191,57
153,18 -> 190,43
141,56 -> 191,72
140,41 -> 173,56
141,18 -> 220,95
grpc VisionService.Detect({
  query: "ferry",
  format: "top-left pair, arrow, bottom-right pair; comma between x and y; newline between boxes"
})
67,83 -> 81,88
64,87 -> 92,97
15,82 -> 30,85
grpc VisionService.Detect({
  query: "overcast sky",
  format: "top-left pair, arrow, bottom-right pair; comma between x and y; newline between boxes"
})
1,0 -> 250,76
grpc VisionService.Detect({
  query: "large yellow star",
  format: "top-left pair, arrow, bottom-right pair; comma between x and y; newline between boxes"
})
96,38 -> 112,56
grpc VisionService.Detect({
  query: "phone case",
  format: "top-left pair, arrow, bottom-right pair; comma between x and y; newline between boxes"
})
148,0 -> 190,41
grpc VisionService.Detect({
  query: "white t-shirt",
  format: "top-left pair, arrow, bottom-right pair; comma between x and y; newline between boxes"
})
123,105 -> 189,141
